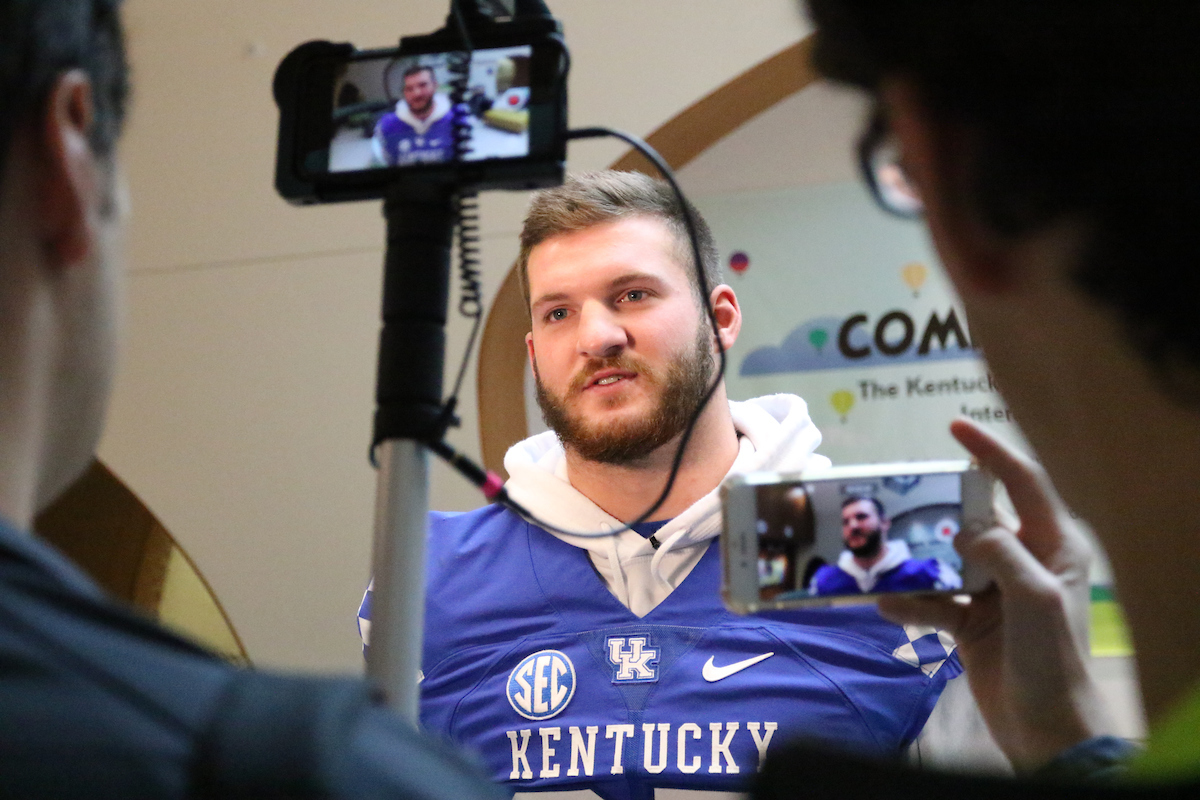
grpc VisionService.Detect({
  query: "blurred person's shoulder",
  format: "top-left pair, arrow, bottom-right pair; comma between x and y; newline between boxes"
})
0,514 -> 502,799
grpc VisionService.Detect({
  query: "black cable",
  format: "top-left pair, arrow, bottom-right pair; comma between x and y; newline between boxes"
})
450,192 -> 484,402
432,0 -> 484,428
444,4 -> 485,404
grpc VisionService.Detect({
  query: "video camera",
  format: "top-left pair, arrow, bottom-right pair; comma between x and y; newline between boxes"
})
273,0 -> 568,204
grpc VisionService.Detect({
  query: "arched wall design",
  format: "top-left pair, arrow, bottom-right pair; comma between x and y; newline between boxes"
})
36,461 -> 249,664
477,36 -> 819,476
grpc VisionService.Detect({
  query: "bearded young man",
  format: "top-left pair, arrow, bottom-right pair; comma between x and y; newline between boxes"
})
359,171 -> 983,799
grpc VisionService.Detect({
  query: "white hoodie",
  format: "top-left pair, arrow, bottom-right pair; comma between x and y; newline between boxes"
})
829,540 -> 964,594
394,92 -> 451,135
503,394 -> 831,617
835,539 -> 918,594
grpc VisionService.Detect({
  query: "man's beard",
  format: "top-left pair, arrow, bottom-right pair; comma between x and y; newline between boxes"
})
848,528 -> 884,560
534,323 -> 715,466
408,95 -> 433,117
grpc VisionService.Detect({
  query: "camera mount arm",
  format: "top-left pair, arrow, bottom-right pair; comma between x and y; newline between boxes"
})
366,180 -> 456,720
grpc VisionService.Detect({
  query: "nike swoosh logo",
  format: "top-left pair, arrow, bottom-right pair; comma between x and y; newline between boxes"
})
702,652 -> 774,682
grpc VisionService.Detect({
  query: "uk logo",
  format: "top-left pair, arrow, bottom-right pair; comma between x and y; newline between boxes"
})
507,650 -> 576,721
606,635 -> 660,684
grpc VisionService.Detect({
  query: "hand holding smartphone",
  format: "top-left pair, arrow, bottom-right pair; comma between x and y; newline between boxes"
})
721,461 -> 993,612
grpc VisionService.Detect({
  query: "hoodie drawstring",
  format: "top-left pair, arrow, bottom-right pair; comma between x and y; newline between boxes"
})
606,535 -> 631,608
648,524 -> 698,591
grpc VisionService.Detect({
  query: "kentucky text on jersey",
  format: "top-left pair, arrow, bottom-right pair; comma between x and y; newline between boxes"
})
504,721 -> 779,779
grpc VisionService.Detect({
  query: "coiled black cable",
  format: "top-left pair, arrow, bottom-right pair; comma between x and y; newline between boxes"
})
442,5 -> 484,407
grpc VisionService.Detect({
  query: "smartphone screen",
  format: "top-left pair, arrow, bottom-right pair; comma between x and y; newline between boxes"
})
722,462 -> 991,611
326,45 -> 532,172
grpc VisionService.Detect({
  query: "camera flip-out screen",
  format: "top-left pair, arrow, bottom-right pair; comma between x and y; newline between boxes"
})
274,32 -> 565,202
328,45 -> 533,172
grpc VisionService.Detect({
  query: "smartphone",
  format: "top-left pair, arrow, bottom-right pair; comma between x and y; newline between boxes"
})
274,25 -> 567,203
720,460 -> 993,613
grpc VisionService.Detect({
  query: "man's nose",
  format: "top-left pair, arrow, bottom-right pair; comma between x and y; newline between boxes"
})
577,302 -> 628,359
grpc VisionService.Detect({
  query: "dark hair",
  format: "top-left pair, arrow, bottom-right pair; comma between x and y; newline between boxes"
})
0,0 -> 128,182
517,170 -> 722,311
808,2 -> 1200,394
841,494 -> 885,520
402,65 -> 436,83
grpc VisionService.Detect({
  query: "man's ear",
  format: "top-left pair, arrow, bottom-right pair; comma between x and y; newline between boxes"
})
525,331 -> 537,372
880,80 -> 1014,295
708,284 -> 741,351
37,70 -> 101,269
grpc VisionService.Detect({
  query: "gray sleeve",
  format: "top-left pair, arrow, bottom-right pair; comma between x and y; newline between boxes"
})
907,674 -> 1011,774
196,671 -> 506,799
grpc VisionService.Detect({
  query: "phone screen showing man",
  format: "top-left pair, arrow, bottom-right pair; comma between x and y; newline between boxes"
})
755,472 -> 964,602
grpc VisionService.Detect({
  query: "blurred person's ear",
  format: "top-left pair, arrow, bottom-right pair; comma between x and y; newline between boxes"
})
879,79 -> 1017,296
36,69 -> 102,269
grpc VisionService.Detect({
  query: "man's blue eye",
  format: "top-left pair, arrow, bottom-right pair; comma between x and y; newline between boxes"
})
624,290 -> 644,302
548,309 -> 568,321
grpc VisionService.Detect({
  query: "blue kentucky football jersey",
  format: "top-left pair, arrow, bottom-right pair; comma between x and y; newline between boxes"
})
361,506 -> 961,800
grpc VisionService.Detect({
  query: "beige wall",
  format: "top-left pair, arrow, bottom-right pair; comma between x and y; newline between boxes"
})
98,0 -> 812,671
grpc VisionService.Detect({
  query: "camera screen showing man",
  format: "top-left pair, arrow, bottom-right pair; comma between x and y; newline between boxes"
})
810,496 -> 962,596
372,64 -> 455,167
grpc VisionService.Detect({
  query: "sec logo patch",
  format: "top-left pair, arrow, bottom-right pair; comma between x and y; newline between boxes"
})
507,650 -> 576,721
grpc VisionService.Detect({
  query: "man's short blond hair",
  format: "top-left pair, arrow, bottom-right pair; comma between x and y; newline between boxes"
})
517,171 -> 722,312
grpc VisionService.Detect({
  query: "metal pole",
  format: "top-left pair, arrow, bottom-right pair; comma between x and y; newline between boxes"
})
367,439 -> 430,720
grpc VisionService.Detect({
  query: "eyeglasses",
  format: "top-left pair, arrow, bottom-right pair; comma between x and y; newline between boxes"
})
858,107 -> 924,218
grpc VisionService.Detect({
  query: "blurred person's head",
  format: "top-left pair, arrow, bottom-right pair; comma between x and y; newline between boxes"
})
808,4 -> 1200,381
806,2 -> 1200,517
0,0 -> 129,524
0,0 -> 128,178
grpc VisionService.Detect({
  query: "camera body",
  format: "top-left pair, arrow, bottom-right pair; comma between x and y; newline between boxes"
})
273,9 -> 567,204
721,460 -> 994,613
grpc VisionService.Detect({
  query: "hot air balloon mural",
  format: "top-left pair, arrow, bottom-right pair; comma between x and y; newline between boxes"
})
830,389 -> 855,422
728,251 -> 749,276
901,262 -> 927,297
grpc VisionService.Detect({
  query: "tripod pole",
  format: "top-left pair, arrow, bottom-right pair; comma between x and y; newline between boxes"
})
366,181 -> 455,721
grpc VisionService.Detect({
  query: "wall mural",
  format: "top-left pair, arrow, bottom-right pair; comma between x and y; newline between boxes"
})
697,181 -> 1010,466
